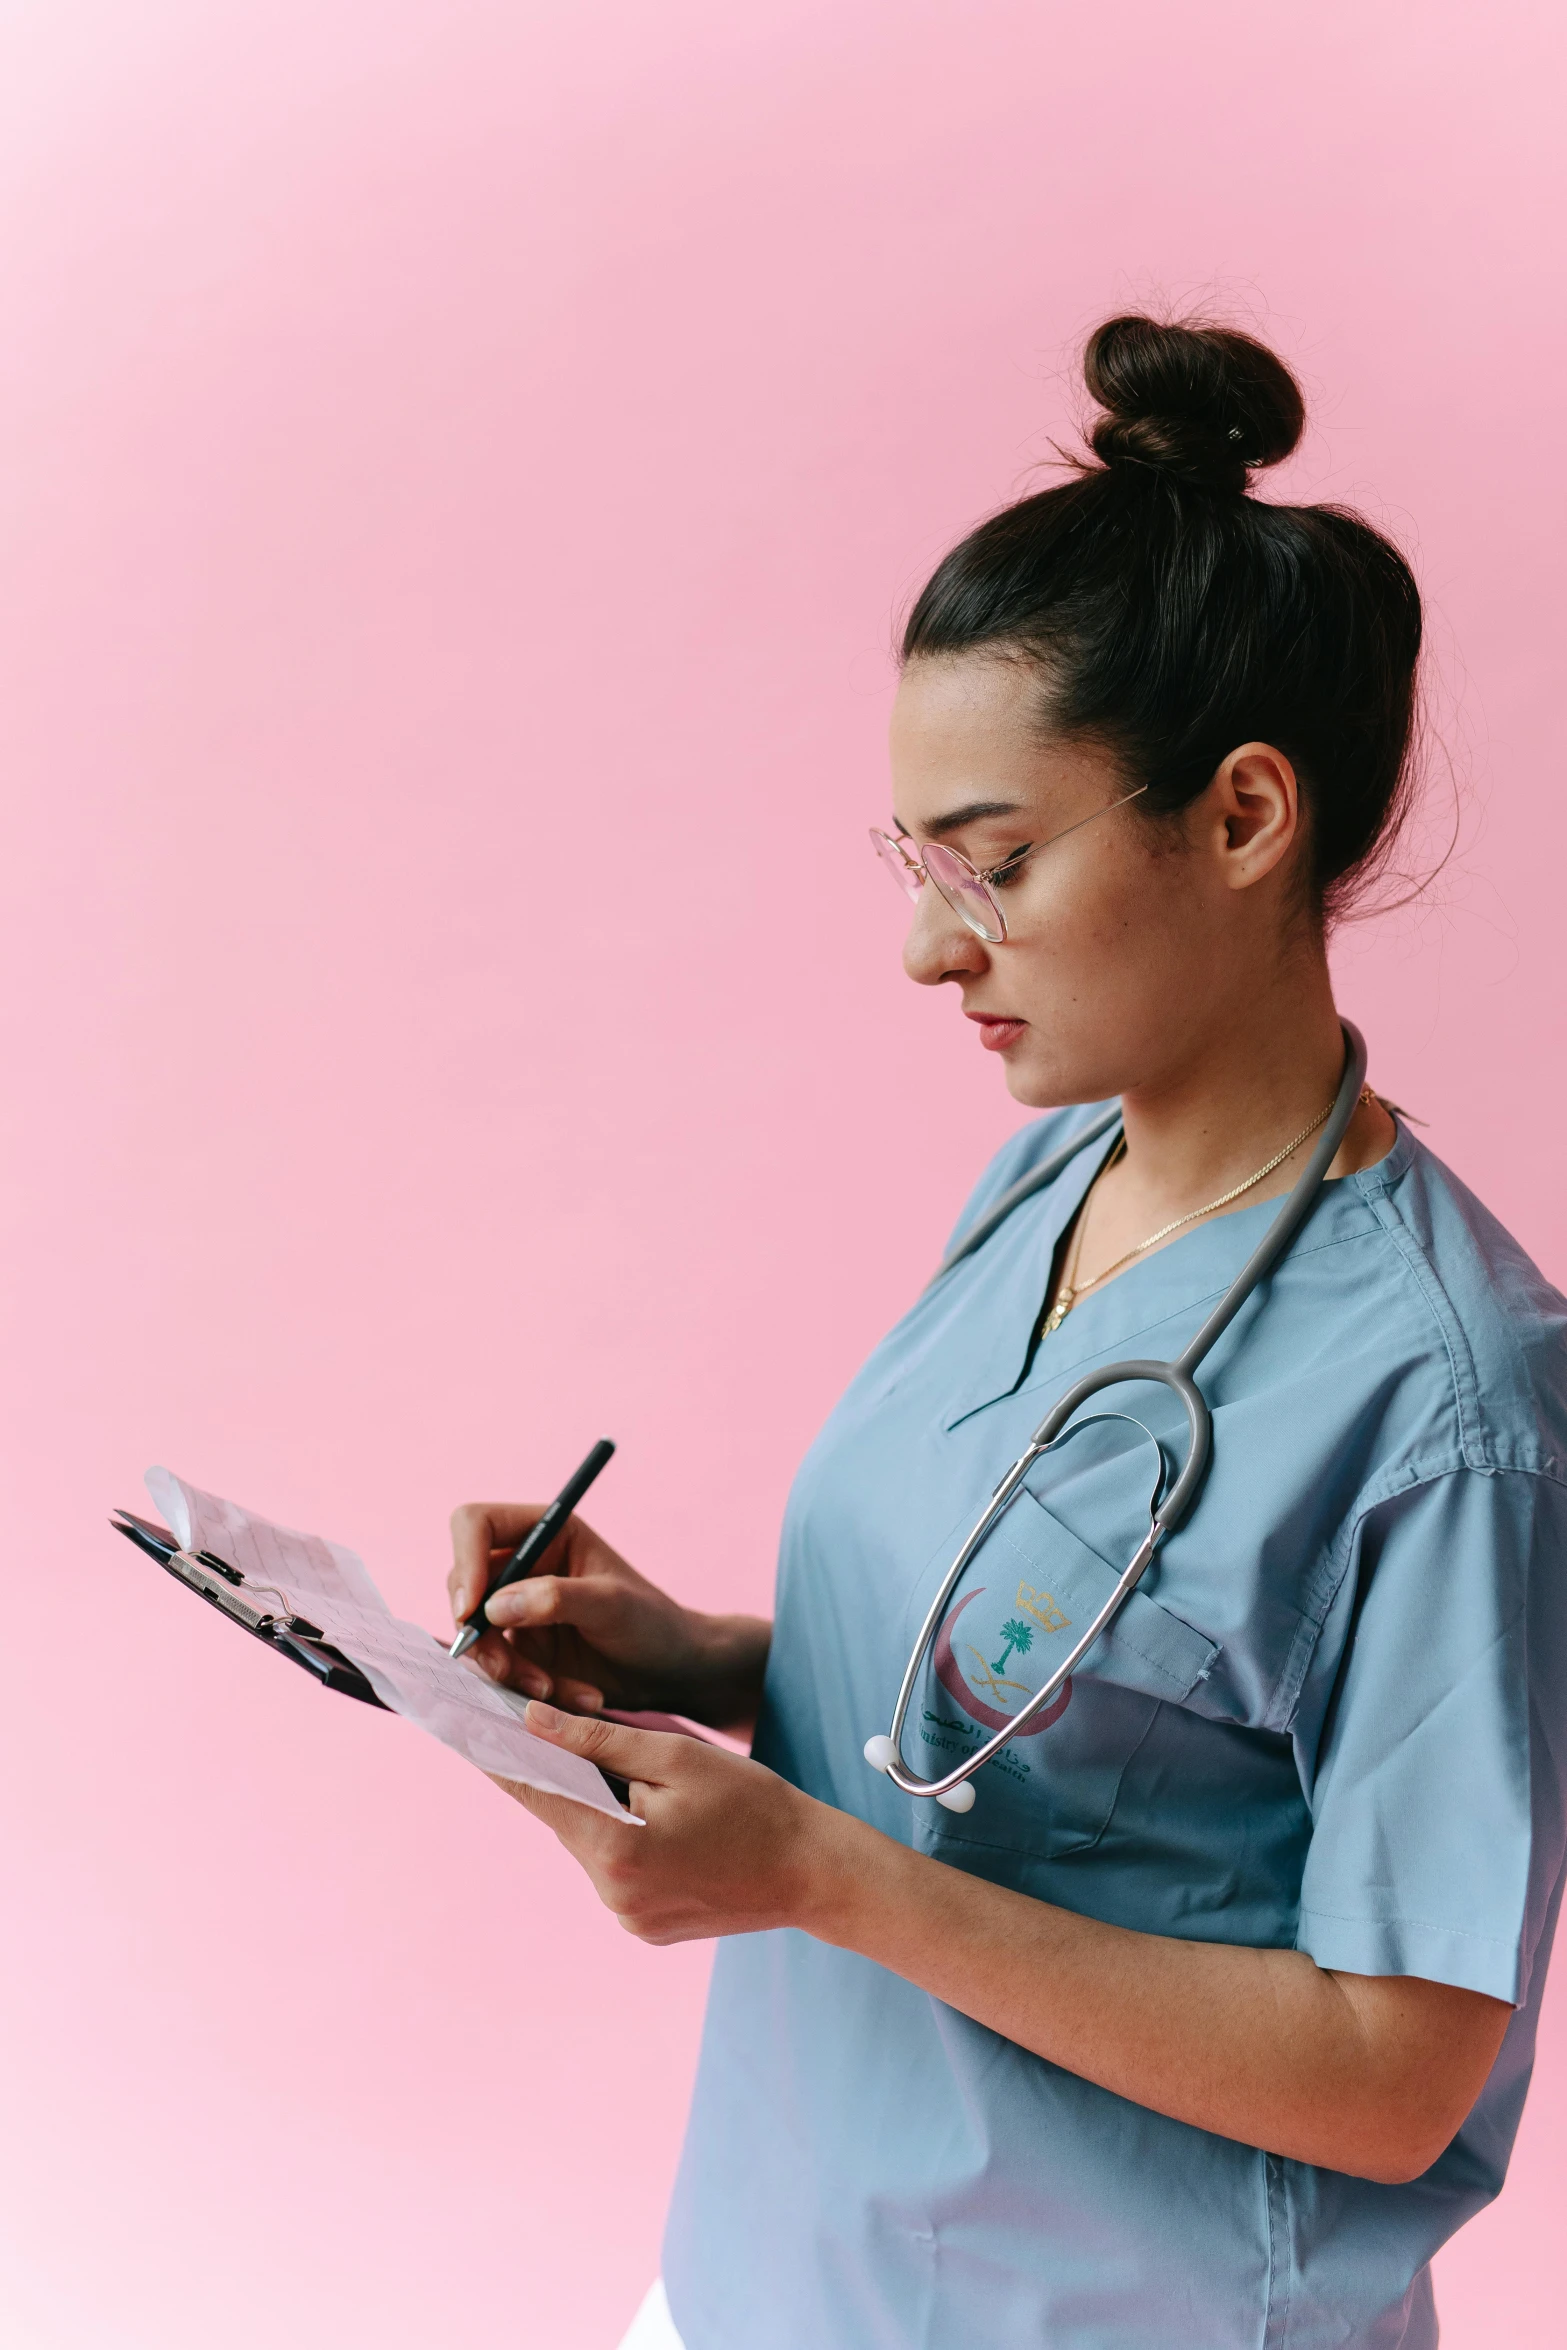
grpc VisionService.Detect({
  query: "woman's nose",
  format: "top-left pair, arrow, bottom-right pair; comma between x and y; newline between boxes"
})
902,883 -> 990,987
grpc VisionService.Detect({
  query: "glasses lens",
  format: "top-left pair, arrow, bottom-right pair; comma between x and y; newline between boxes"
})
870,828 -> 923,903
923,842 -> 1005,943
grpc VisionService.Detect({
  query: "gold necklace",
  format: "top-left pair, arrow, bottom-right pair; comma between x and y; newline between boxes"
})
1039,1088 -> 1373,1339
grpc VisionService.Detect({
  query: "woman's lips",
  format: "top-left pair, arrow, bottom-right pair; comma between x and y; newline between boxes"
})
970,1015 -> 1027,1052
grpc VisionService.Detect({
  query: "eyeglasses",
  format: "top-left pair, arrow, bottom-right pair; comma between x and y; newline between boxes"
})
869,785 -> 1149,944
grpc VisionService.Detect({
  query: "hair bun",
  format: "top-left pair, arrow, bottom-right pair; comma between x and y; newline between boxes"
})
1083,314 -> 1305,494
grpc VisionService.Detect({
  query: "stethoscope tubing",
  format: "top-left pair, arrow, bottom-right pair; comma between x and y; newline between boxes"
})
871,1021 -> 1369,1806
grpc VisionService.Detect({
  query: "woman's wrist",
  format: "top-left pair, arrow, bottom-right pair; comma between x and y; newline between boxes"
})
784,1795 -> 906,1946
679,1607 -> 772,1731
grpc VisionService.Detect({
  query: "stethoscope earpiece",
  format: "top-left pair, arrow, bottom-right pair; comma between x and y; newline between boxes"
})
865,1733 -> 976,1810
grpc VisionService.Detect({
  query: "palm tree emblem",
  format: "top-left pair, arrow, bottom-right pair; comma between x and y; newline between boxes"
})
990,1617 -> 1035,1675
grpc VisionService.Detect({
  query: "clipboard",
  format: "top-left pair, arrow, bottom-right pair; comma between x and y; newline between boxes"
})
109,1501 -> 667,1806
111,1508 -> 390,1708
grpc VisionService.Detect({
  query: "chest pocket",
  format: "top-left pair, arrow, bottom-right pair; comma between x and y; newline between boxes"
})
914,1483 -> 1219,1870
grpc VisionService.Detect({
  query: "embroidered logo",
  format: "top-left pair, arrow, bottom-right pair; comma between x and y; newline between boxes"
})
933,1587 -> 1073,1736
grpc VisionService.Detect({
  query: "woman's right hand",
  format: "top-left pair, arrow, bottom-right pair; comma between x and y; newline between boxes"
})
447,1502 -> 770,1733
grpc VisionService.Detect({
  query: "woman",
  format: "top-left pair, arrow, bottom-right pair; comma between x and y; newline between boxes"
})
448,317 -> 1567,2349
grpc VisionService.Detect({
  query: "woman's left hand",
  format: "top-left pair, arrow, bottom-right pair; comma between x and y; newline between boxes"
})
496,1703 -> 850,1944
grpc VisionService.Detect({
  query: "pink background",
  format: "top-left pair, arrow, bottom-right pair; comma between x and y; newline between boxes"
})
2,3 -> 1563,2343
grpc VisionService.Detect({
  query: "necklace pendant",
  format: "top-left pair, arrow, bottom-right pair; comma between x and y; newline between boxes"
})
1041,1288 -> 1074,1337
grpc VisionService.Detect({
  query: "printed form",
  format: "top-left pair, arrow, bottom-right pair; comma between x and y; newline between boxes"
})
144,1467 -> 635,1823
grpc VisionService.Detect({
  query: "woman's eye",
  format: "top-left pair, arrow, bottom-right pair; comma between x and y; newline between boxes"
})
985,848 -> 1032,889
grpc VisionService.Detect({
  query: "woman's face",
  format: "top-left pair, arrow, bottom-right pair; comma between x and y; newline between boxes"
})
886,652 -> 1294,1110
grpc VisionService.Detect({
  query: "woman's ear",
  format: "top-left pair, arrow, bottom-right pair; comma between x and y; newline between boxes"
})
1207,742 -> 1301,891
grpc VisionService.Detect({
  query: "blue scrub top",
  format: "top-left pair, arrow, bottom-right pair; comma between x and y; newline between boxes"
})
662,1110 -> 1567,2350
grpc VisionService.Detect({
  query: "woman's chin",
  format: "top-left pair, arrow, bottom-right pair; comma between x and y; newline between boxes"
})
996,1040 -> 1096,1113
1000,1051 -> 1060,1109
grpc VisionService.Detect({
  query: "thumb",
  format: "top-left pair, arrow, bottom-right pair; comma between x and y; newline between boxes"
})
525,1699 -> 674,1785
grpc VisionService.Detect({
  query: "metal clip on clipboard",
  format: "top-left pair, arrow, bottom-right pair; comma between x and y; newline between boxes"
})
110,1509 -> 390,1708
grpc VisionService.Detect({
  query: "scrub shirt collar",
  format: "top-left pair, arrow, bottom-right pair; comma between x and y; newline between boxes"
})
942,1113 -> 1415,1432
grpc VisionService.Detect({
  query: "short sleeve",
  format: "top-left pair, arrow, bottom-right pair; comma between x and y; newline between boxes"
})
1296,1467 -> 1567,2004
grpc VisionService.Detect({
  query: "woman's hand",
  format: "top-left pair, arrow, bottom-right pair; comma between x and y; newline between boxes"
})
494,1703 -> 846,1944
448,1502 -> 770,1732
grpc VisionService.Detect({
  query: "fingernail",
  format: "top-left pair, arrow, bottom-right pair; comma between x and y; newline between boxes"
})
578,1689 -> 603,1712
526,1701 -> 562,1731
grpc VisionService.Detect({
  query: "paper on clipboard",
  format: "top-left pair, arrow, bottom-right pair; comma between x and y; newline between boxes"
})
144,1467 -> 637,1824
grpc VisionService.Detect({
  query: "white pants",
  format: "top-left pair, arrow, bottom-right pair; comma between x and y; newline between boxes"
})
617,2280 -> 686,2350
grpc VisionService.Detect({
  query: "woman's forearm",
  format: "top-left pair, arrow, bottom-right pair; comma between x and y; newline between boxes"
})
800,1806 -> 1509,2183
508,1704 -> 1509,2181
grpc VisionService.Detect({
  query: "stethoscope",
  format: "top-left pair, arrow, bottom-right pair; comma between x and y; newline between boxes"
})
864,1021 -> 1369,1813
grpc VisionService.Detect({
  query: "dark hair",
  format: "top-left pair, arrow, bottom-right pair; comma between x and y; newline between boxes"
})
901,315 -> 1424,921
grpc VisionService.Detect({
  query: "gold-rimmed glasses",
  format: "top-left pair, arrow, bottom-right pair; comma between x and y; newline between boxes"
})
869,784 -> 1148,944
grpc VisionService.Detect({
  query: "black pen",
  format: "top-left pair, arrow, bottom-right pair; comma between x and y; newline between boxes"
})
448,1438 -> 616,1661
